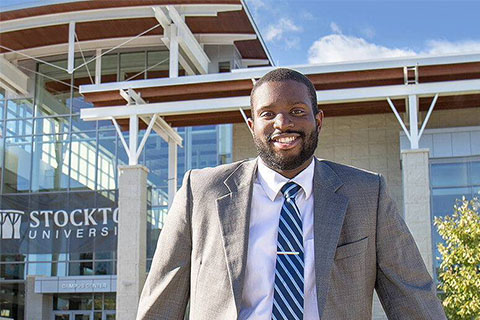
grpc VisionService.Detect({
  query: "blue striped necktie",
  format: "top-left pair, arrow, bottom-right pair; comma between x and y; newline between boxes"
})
272,182 -> 304,320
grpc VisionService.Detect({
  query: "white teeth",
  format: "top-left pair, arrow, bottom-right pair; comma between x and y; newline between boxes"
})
276,136 -> 296,143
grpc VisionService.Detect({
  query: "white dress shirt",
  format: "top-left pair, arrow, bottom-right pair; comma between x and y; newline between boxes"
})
239,158 -> 320,320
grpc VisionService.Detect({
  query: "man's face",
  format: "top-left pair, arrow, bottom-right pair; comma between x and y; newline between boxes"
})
248,80 -> 323,175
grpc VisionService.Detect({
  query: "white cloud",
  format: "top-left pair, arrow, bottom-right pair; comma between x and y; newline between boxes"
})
285,37 -> 300,49
360,26 -> 375,39
248,0 -> 266,11
308,34 -> 415,63
330,22 -> 342,34
308,34 -> 480,64
425,39 -> 480,55
265,18 -> 302,42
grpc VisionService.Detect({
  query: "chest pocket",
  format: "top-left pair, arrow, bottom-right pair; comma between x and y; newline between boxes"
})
334,237 -> 368,260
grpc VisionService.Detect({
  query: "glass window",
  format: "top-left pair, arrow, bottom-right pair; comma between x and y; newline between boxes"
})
31,135 -> 69,192
431,162 -> 468,187
0,263 -> 25,280
3,136 -> 32,193
69,261 -> 93,276
94,261 -> 112,275
97,131 -> 117,191
70,133 -> 97,191
430,157 -> 480,284
6,99 -> 33,119
36,60 -> 71,117
5,118 -> 33,137
71,114 -> 97,132
27,262 -> 52,276
146,51 -> 169,79
70,94 -> 94,115
104,293 -> 116,310
119,52 -> 146,81
0,282 -> 25,319
0,96 -> 5,120
101,54 -> 118,83
34,116 -> 69,135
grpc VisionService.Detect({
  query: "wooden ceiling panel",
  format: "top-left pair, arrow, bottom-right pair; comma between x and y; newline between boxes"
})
235,40 -> 268,60
0,0 -> 241,21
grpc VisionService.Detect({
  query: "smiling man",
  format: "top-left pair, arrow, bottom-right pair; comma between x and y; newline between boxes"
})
137,68 -> 446,320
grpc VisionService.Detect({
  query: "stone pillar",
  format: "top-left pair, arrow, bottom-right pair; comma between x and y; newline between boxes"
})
401,149 -> 433,275
117,165 -> 148,320
25,276 -> 52,320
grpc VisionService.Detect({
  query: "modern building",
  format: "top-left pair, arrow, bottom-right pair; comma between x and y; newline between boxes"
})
0,1 -> 479,320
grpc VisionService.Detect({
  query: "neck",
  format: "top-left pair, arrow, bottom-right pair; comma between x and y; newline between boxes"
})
271,157 -> 314,179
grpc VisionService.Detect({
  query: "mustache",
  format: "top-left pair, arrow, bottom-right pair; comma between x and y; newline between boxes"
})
267,130 -> 305,142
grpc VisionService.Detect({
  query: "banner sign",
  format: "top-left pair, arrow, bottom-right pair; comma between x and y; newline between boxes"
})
0,192 -> 118,254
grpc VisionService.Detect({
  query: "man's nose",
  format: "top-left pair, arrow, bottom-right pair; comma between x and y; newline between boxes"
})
273,113 -> 294,130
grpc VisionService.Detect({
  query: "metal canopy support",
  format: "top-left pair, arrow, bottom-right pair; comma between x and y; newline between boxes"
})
95,49 -> 102,84
387,92 -> 439,149
67,22 -> 75,74
109,89 -> 182,203
153,5 -> 211,75
169,24 -> 179,78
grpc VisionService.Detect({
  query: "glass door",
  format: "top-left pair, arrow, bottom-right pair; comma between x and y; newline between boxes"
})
103,311 -> 115,320
54,313 -> 69,320
72,311 -> 93,320
53,311 -> 93,320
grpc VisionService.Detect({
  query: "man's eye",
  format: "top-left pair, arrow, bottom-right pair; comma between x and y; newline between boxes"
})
260,111 -> 274,117
291,109 -> 305,115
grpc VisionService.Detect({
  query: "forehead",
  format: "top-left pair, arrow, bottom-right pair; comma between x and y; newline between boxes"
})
251,80 -> 311,110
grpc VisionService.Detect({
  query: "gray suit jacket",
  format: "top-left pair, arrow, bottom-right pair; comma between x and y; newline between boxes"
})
137,158 -> 446,319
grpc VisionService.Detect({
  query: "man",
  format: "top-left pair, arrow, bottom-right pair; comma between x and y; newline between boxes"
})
137,68 -> 446,319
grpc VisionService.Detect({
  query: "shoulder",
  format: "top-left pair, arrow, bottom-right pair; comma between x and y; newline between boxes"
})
317,158 -> 381,188
188,159 -> 255,187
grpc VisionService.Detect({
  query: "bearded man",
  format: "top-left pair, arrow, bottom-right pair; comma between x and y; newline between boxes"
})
137,68 -> 446,320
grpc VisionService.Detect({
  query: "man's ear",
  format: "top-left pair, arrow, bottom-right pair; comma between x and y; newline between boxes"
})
247,117 -> 255,136
315,109 -> 324,131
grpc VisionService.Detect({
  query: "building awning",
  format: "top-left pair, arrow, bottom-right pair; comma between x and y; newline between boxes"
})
79,53 -> 480,127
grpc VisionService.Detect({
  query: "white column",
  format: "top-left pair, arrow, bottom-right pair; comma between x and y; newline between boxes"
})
168,138 -> 177,208
401,148 -> 433,276
408,94 -> 419,149
116,165 -> 148,320
67,21 -> 75,74
95,48 -> 102,84
129,115 -> 138,165
25,276 -> 52,320
169,24 -> 179,78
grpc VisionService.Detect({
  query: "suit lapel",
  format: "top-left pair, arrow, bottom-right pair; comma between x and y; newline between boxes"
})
313,159 -> 349,318
216,159 -> 257,315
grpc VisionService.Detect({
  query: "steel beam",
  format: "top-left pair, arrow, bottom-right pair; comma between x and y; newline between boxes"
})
67,21 -> 75,74
167,6 -> 210,74
0,56 -> 29,94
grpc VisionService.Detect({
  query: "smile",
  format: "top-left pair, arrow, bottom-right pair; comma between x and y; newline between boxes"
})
270,133 -> 301,150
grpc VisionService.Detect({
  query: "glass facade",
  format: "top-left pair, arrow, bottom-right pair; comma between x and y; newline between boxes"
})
430,157 -> 480,282
0,51 -> 232,319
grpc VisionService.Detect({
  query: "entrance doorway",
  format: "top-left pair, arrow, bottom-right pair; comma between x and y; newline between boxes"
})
53,311 -> 115,319
53,311 -> 92,319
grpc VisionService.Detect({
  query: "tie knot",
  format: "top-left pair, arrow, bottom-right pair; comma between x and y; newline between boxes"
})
281,182 -> 301,199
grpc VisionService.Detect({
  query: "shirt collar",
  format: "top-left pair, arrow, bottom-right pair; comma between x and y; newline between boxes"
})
257,157 -> 315,201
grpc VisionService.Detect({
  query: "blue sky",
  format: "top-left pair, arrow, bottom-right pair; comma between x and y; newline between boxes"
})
244,0 -> 480,66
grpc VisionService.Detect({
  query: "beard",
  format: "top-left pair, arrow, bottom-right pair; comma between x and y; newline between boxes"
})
253,127 -> 319,171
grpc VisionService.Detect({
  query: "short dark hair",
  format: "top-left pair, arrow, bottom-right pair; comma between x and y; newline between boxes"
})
250,68 -> 318,117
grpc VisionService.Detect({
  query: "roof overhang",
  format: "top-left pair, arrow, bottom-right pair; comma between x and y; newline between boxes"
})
79,53 -> 480,127
0,0 -> 272,65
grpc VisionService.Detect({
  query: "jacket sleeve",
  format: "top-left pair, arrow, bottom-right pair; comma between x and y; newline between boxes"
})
374,174 -> 446,319
137,170 -> 193,320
